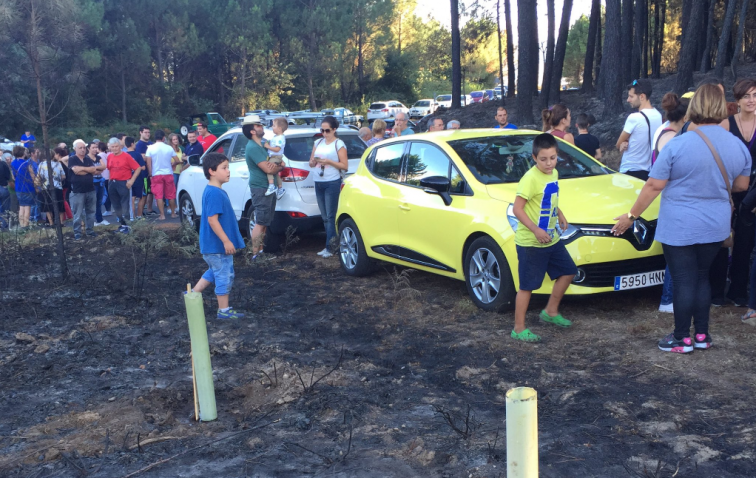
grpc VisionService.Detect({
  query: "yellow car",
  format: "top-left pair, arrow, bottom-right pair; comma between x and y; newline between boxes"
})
336,129 -> 664,311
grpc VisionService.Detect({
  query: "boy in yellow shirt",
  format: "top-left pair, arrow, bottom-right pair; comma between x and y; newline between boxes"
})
511,133 -> 577,342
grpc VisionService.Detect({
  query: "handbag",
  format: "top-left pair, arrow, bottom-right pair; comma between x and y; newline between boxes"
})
694,129 -> 734,248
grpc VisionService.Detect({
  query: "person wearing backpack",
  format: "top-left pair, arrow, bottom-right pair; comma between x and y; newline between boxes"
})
308,115 -> 348,258
616,79 -> 662,181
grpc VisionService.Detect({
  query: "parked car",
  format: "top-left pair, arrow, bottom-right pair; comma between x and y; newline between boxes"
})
469,91 -> 493,103
177,112 -> 235,139
435,95 -> 471,108
367,118 -> 419,138
327,107 -> 364,126
0,136 -> 22,152
177,126 -> 368,252
336,129 -> 665,312
367,101 -> 409,120
494,86 -> 508,98
409,99 -> 438,119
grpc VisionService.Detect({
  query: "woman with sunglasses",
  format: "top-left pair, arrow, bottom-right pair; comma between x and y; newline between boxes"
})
308,116 -> 348,257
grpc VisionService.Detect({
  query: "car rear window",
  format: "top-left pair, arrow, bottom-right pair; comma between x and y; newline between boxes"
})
447,134 -> 611,184
283,134 -> 367,162
436,95 -> 451,101
470,92 -> 483,98
414,101 -> 430,107
369,103 -> 386,110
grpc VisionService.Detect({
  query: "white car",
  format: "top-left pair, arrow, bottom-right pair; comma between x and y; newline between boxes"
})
408,99 -> 438,119
435,95 -> 471,108
177,126 -> 368,251
366,100 -> 409,120
0,136 -> 23,152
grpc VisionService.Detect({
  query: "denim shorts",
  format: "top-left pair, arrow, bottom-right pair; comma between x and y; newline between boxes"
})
517,241 -> 577,291
201,253 -> 235,295
17,191 -> 36,207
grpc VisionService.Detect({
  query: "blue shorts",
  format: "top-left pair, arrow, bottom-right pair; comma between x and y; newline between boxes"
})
17,191 -> 36,207
131,178 -> 146,198
517,241 -> 577,291
201,253 -> 235,295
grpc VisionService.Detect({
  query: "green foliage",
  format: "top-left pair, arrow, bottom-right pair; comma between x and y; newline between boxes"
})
564,14 -> 591,87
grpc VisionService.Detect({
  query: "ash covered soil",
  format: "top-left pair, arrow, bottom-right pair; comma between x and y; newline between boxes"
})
2,225 -> 756,477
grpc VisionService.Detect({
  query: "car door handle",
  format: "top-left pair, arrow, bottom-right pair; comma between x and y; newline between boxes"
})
399,203 -> 410,211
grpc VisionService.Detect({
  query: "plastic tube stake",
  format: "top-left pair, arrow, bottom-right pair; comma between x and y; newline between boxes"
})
183,286 -> 217,421
506,387 -> 538,477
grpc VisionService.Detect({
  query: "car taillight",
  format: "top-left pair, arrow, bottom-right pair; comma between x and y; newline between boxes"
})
287,211 -> 307,218
280,167 -> 309,182
340,182 -> 345,191
381,109 -> 389,112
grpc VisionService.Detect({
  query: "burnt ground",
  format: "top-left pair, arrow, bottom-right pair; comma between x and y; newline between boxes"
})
2,223 -> 756,477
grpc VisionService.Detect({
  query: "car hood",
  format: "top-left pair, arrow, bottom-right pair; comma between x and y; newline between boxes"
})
485,173 -> 659,224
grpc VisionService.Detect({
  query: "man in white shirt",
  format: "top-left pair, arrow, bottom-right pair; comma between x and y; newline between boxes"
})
615,79 -> 662,181
144,130 -> 179,220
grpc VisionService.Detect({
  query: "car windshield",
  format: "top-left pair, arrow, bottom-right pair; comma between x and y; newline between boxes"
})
436,95 -> 451,102
470,92 -> 483,98
447,134 -> 611,184
207,113 -> 224,124
282,134 -> 368,162
369,103 -> 386,110
414,101 -> 430,107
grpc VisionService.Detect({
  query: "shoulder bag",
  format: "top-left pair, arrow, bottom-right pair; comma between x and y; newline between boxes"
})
694,129 -> 734,248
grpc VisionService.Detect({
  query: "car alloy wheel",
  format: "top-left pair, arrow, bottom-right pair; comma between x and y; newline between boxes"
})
469,248 -> 501,304
340,226 -> 359,270
179,194 -> 197,230
338,218 -> 374,276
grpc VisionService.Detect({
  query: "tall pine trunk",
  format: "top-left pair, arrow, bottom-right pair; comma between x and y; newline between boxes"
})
603,0 -> 624,118
595,9 -> 604,93
497,0 -> 506,106
715,0 -> 739,79
549,0 -> 573,104
730,0 -> 750,78
621,0 -> 634,85
451,0 -> 462,109
700,0 -> 716,72
516,0 -> 537,125
675,0 -> 705,94
582,0 -> 601,92
504,0 -> 516,98
541,0 -> 556,108
631,0 -> 644,80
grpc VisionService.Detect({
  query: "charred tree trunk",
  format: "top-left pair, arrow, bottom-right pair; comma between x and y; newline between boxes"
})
497,0 -> 506,106
516,0 -> 537,124
675,0 -> 706,94
715,0 -> 739,79
603,0 -> 624,117
120,54 -> 127,123
582,0 -> 601,92
504,0 -> 516,97
531,9 -> 540,97
621,0 -> 634,85
700,0 -> 716,72
731,0 -> 750,78
642,0 -> 649,77
549,0 -> 573,104
595,8 -> 604,92
451,0 -> 462,109
541,0 -> 556,108
631,0 -> 644,80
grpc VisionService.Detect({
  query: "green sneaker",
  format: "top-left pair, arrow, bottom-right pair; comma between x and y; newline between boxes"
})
511,328 -> 541,342
539,310 -> 572,327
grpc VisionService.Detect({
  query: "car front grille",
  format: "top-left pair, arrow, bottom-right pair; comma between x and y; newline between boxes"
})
576,255 -> 666,288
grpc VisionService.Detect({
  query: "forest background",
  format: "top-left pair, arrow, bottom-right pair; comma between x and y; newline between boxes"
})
0,0 -> 754,143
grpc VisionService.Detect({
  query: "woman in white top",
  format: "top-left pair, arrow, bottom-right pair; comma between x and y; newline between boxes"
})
37,147 -> 67,226
308,116 -> 348,257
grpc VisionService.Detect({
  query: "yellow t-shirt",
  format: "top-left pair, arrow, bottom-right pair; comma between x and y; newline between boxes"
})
173,149 -> 183,174
514,166 -> 560,248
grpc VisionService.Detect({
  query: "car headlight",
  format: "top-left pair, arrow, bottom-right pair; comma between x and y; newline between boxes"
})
506,204 -> 518,231
558,223 -> 579,240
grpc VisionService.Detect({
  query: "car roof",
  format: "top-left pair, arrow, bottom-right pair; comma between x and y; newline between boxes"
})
366,128 -> 544,145
220,125 -> 360,138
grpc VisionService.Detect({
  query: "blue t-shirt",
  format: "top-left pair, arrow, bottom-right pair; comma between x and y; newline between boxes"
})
128,151 -> 147,180
185,141 -> 203,158
135,140 -> 152,157
494,123 -> 518,129
400,128 -> 414,136
200,185 -> 245,254
650,125 -> 751,246
20,134 -> 36,146
12,159 -> 37,193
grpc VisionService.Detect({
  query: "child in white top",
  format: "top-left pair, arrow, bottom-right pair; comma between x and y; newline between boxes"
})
263,118 -> 287,199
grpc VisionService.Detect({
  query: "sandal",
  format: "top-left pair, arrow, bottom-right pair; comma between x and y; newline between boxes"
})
741,309 -> 756,322
540,310 -> 572,327
511,328 -> 542,342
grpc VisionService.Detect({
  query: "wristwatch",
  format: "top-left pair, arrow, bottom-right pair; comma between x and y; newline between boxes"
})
627,213 -> 637,221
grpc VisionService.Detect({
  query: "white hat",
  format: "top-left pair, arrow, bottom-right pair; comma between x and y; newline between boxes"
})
242,115 -> 263,126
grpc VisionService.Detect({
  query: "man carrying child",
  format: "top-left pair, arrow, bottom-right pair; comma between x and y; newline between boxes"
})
511,133 -> 577,342
263,117 -> 287,200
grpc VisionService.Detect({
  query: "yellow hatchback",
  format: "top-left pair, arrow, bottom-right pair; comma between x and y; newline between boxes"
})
336,129 -> 664,311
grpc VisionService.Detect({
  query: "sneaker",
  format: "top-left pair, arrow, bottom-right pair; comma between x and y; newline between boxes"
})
73,234 -> 82,241
694,333 -> 712,349
144,210 -> 158,217
320,250 -> 333,258
86,232 -> 97,237
658,303 -> 674,313
95,220 -> 110,227
265,184 -> 277,196
217,308 -> 245,319
276,187 -> 286,200
539,310 -> 572,327
511,328 -> 541,342
658,333 -> 693,353
102,211 -> 112,216
317,248 -> 329,256
117,225 -> 130,234
728,297 -> 748,307
711,297 -> 725,307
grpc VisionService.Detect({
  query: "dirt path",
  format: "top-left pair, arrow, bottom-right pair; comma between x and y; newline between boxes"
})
2,227 -> 755,477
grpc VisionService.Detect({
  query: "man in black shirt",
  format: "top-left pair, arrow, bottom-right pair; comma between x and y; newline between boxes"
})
0,153 -> 11,229
68,139 -> 104,240
574,113 -> 602,159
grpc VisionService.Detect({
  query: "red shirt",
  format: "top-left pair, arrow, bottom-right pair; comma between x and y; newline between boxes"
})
198,134 -> 217,151
107,152 -> 141,180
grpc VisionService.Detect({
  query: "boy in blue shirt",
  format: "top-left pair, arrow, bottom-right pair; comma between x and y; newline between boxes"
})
191,153 -> 246,319
511,134 -> 577,342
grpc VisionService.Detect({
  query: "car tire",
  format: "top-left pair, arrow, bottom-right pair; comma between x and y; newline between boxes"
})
180,125 -> 190,137
338,218 -> 374,276
241,204 -> 282,253
464,236 -> 516,312
178,193 -> 199,232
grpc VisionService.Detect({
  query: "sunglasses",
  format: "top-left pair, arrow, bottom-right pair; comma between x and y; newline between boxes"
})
320,128 -> 333,134
632,79 -> 638,86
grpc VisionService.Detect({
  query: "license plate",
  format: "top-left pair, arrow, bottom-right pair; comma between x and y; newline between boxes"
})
614,270 -> 665,291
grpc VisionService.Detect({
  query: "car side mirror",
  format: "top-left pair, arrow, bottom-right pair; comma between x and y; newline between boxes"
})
420,176 -> 452,206
188,154 -> 201,166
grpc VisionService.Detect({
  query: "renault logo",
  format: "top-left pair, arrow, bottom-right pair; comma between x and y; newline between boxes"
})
633,219 -> 649,245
